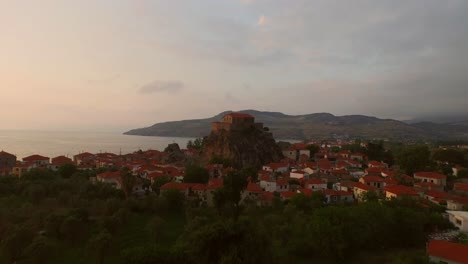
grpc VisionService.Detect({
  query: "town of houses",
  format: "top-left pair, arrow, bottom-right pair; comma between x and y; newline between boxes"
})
1,142 -> 468,226
1,140 -> 468,261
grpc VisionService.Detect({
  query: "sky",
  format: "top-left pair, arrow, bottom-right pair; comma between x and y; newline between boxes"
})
1,0 -> 467,131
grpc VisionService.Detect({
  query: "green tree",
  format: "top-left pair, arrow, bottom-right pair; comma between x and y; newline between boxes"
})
175,219 -> 273,264
362,190 -> 380,202
433,149 -> 464,165
222,171 -> 248,220
146,216 -> 165,243
306,144 -> 320,158
152,176 -> 171,195
60,216 -> 86,244
1,226 -> 34,262
458,169 -> 468,178
161,189 -> 185,212
58,163 -> 77,178
24,236 -> 55,264
398,145 -> 432,175
184,165 -> 209,184
120,167 -> 136,199
45,214 -> 65,238
87,230 -> 112,264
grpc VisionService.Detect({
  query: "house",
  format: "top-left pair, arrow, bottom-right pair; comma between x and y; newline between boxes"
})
446,211 -> 468,232
367,160 -> 387,169
242,182 -> 263,203
424,190 -> 452,205
73,152 -> 95,165
352,182 -> 378,201
211,112 -> 263,133
350,153 -> 365,161
260,175 -> 277,192
317,159 -> 332,174
365,167 -> 383,176
0,151 -> 16,173
414,172 -> 447,187
359,176 -> 384,188
262,163 -> 289,173
337,150 -> 351,159
280,191 -> 296,201
96,171 -> 122,189
384,185 -> 419,199
12,162 -> 28,177
447,197 -> 468,211
48,156 -> 73,171
427,240 -> 468,264
23,155 -> 50,168
305,179 -> 327,190
290,170 -> 309,179
323,189 -> 354,204
282,148 -> 298,161
276,178 -> 289,192
453,183 -> 468,195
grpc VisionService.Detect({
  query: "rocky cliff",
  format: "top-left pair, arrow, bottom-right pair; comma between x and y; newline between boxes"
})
201,126 -> 283,169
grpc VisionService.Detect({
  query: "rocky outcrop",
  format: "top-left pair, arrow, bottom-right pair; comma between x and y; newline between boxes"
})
201,126 -> 283,169
163,143 -> 187,164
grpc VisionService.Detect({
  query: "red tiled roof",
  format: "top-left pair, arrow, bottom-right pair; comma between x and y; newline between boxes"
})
280,191 -> 296,199
262,192 -> 274,201
265,163 -> 288,170
368,160 -> 385,167
384,185 -> 418,197
414,171 -> 446,180
361,175 -> 384,182
383,178 -> 398,186
332,169 -> 348,175
427,240 -> 468,264
74,152 -> 94,159
246,182 -> 263,193
207,178 -> 223,190
160,182 -> 199,191
365,167 -> 383,174
353,182 -> 377,191
425,190 -> 451,199
191,184 -> 206,191
306,179 -> 326,185
97,171 -> 121,179
23,154 -> 49,162
51,156 -> 73,165
276,178 -> 288,185
0,151 -> 16,158
300,188 -> 313,196
147,172 -> 165,179
454,183 -> 468,192
381,170 -> 394,177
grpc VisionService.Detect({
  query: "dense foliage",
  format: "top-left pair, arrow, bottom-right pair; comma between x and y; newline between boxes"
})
0,167 -> 453,264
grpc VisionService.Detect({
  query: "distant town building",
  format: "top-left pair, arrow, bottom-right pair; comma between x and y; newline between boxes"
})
427,240 -> 468,264
211,112 -> 263,133
0,151 -> 16,174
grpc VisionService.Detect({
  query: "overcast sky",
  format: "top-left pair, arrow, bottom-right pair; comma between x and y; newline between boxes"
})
1,0 -> 467,131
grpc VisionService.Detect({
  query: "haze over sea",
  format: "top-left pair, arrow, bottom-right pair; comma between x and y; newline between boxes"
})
0,130 -> 194,159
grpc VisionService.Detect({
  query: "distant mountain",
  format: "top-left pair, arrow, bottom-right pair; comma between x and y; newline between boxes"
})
404,114 -> 468,124
124,110 -> 468,141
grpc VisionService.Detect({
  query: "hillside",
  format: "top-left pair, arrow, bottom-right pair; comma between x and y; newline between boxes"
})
124,110 -> 468,141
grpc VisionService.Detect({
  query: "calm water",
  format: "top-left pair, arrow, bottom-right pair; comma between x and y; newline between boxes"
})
0,130 -> 194,159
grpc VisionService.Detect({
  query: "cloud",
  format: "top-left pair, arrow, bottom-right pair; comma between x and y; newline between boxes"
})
139,80 -> 185,94
257,15 -> 266,26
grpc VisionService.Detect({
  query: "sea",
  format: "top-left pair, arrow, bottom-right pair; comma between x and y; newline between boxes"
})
0,130 -> 194,159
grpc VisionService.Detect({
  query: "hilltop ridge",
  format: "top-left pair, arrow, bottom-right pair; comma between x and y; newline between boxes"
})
124,110 -> 468,141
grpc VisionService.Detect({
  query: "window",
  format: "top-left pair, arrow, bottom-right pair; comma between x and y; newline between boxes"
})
456,219 -> 462,225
